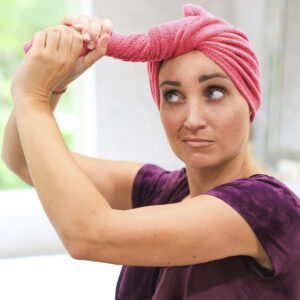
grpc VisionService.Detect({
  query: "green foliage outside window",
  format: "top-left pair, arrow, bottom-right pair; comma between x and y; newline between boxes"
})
0,0 -> 76,190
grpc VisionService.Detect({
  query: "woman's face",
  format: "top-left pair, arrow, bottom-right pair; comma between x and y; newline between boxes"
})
158,50 -> 252,169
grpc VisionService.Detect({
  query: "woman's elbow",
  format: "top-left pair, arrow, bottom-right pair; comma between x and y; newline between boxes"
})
65,238 -> 90,260
63,232 -> 107,261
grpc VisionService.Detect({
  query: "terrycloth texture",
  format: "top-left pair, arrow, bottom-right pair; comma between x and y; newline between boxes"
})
115,163 -> 300,299
23,3 -> 261,121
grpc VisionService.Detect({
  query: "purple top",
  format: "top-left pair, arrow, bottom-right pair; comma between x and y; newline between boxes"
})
115,164 -> 300,299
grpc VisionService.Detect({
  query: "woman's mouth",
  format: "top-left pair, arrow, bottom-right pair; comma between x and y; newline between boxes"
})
182,138 -> 214,148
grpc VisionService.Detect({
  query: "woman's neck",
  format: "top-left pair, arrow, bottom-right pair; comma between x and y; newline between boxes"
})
184,149 -> 264,198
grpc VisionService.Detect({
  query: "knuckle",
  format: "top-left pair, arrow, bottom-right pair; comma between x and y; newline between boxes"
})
91,17 -> 102,27
46,26 -> 60,34
32,51 -> 43,60
69,26 -> 83,39
36,52 -> 51,64
61,15 -> 72,24
59,57 -> 70,67
33,31 -> 45,38
51,30 -> 60,36
78,15 -> 90,31
90,18 -> 101,34
41,52 -> 53,62
83,23 -> 90,31
53,26 -> 61,32
65,14 -> 73,21
57,24 -> 66,31
62,25 -> 74,33
102,18 -> 114,31
75,30 -> 83,40
78,14 -> 89,22
73,31 -> 83,42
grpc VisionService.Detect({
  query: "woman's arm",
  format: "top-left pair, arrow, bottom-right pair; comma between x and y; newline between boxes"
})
1,92 -> 63,173
2,15 -> 111,174
14,99 -> 112,257
2,16 -> 145,213
10,23 -> 113,257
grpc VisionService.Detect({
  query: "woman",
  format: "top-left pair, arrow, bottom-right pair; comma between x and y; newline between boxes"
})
2,3 -> 300,300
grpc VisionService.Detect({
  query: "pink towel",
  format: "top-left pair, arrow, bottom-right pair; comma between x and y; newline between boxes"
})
23,3 -> 261,121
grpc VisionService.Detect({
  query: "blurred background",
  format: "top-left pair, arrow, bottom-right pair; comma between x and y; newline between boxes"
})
0,0 -> 299,299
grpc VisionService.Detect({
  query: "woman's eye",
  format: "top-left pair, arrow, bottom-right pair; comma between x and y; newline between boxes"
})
207,87 -> 226,100
163,91 -> 181,103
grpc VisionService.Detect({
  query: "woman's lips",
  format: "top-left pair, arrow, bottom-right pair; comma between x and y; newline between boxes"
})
182,138 -> 214,148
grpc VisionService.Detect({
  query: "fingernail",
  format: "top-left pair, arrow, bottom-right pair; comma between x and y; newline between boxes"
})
74,23 -> 83,29
87,40 -> 95,50
102,32 -> 111,38
83,32 -> 90,41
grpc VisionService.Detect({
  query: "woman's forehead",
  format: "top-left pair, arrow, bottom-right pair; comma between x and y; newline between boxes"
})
159,50 -> 227,82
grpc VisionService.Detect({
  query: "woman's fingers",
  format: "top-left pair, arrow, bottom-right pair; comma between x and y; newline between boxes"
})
58,26 -> 75,57
40,15 -> 113,70
44,27 -> 61,52
32,31 -> 46,52
60,15 -> 83,31
101,18 -> 114,36
69,27 -> 84,59
88,17 -> 102,50
52,25 -> 83,60
24,17 -> 112,96
80,18 -> 113,69
36,25 -> 82,61
59,14 -> 112,53
77,14 -> 92,42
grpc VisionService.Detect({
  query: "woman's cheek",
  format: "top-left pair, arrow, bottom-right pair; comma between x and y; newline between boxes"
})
230,114 -> 249,149
217,110 -> 243,148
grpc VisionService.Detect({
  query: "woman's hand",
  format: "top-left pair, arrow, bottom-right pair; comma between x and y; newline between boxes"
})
53,15 -> 113,92
11,25 -> 85,104
12,16 -> 113,104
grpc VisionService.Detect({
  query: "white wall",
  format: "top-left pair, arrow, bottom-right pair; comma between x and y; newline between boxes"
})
280,0 -> 300,156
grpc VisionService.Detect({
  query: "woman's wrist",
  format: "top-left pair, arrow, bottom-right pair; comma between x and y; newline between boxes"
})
52,87 -> 67,95
49,87 -> 67,111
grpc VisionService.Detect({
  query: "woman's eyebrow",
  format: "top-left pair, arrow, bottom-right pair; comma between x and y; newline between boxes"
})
199,73 -> 230,82
159,80 -> 181,88
159,73 -> 229,88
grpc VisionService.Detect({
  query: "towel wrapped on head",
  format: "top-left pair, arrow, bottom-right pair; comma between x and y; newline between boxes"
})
23,3 -> 261,121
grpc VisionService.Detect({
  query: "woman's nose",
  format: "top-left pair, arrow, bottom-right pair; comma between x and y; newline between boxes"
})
183,100 -> 208,130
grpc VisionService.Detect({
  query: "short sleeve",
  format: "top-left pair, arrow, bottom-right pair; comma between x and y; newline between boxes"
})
204,175 -> 300,279
132,163 -> 170,208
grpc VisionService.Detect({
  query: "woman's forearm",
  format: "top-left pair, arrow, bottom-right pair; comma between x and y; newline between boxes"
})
13,99 -> 111,250
1,93 -> 62,172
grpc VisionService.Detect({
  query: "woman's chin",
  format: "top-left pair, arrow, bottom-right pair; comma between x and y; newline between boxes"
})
187,162 -> 215,170
181,155 -> 217,170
